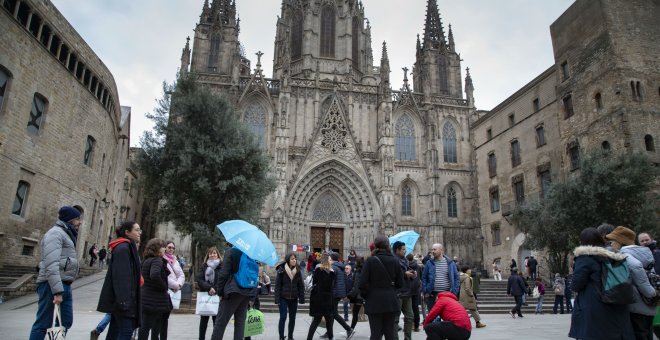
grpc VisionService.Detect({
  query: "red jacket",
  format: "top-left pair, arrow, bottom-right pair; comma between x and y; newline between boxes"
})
423,292 -> 472,331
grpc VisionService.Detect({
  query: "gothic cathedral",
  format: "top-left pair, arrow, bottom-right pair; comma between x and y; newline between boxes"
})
179,0 -> 483,266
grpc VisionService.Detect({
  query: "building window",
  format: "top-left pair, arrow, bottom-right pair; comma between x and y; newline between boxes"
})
244,102 -> 266,147
595,92 -> 603,111
290,11 -> 303,60
487,152 -> 497,177
508,113 -> 515,127
512,176 -> 525,205
0,66 -> 10,112
84,135 -> 95,166
536,125 -> 546,147
486,128 -> 492,140
320,5 -> 336,58
491,223 -> 501,246
563,94 -> 574,119
510,140 -> 521,167
568,143 -> 580,170
438,56 -> 449,95
561,61 -> 569,80
533,98 -> 540,112
631,81 -> 643,101
447,187 -> 457,218
352,17 -> 360,70
442,122 -> 457,163
602,140 -> 611,151
12,181 -> 30,217
645,135 -> 655,152
490,187 -> 500,213
539,169 -> 552,199
27,94 -> 47,134
207,34 -> 221,72
395,114 -> 416,161
21,244 -> 35,256
401,185 -> 412,216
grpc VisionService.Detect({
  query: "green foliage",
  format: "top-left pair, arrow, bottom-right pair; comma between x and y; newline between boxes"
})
137,78 -> 276,248
512,150 -> 659,275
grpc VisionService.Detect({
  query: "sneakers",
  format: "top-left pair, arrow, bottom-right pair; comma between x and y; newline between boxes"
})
476,322 -> 487,328
90,330 -> 100,340
509,311 -> 516,319
346,328 -> 355,339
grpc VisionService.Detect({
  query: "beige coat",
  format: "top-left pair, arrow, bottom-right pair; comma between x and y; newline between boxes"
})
458,272 -> 477,310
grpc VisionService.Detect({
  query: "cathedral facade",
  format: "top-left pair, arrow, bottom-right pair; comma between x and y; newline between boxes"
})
180,0 -> 483,265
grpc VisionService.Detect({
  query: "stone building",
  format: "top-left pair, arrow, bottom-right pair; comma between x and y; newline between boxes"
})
473,0 -> 659,276
0,0 -> 136,268
180,0 -> 483,264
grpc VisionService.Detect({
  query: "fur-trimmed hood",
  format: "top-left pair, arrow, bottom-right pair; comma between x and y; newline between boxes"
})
573,245 -> 627,261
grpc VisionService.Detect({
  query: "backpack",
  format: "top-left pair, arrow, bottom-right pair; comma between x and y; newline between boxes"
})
234,252 -> 259,289
641,264 -> 660,306
600,258 -> 635,305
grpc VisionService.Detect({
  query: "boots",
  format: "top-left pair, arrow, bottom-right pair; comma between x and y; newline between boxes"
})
476,322 -> 487,328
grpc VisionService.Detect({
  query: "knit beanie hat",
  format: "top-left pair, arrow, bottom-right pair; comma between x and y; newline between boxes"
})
58,206 -> 81,222
605,226 -> 636,246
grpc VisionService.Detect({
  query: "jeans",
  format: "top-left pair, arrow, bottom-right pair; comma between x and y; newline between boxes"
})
278,298 -> 298,338
395,296 -> 413,340
343,299 -> 350,320
198,315 -> 216,340
411,294 -> 421,328
307,314 -> 333,340
29,282 -> 73,340
138,312 -> 164,340
565,294 -> 573,312
535,296 -> 544,313
553,295 -> 564,314
95,313 -> 112,334
210,293 -> 250,340
511,295 -> 523,317
424,321 -> 470,340
106,314 -> 136,340
367,312 -> 398,340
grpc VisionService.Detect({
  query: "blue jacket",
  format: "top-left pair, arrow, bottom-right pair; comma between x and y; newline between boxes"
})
331,261 -> 348,298
421,255 -> 460,296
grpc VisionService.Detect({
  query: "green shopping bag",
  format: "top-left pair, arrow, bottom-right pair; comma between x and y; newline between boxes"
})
653,307 -> 660,326
244,308 -> 264,337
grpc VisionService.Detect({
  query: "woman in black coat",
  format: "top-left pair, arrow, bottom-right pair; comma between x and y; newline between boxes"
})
97,221 -> 142,340
359,235 -> 404,340
138,238 -> 172,340
306,253 -> 336,340
274,253 -> 305,340
569,227 -> 634,340
196,247 -> 222,340
348,256 -> 365,330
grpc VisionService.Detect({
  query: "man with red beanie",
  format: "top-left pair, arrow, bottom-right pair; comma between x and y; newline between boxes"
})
423,292 -> 471,340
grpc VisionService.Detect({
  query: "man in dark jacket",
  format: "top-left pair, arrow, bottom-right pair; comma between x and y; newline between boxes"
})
639,233 -> 660,274
343,265 -> 353,321
507,269 -> 526,318
210,246 -> 256,340
393,241 -> 416,340
528,256 -> 538,280
30,206 -> 81,340
407,253 -> 423,332
320,252 -> 354,339
98,246 -> 108,269
96,221 -> 142,339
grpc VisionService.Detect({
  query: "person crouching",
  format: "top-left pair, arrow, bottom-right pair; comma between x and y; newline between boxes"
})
423,292 -> 471,340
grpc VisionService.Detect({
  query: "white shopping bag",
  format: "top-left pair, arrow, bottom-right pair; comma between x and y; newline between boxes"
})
168,289 -> 182,310
195,292 -> 220,316
46,304 -> 66,339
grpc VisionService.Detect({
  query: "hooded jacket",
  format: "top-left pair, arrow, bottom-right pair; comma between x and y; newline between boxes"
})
274,262 -> 305,303
423,292 -> 472,332
97,238 -> 142,323
568,246 -> 633,340
36,220 -> 80,294
620,245 -> 657,316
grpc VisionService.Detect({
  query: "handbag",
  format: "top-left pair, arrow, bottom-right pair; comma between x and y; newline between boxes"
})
532,286 -> 540,299
46,304 -> 66,340
244,308 -> 265,337
357,304 -> 368,322
168,289 -> 182,309
195,292 -> 220,316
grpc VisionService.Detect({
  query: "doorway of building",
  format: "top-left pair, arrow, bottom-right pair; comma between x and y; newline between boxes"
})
310,226 -> 344,258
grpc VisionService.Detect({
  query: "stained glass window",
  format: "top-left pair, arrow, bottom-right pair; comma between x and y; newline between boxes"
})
291,11 -> 303,60
395,115 -> 415,161
312,192 -> 342,221
244,102 -> 266,146
443,122 -> 457,163
401,185 -> 412,216
447,187 -> 457,217
320,5 -> 335,57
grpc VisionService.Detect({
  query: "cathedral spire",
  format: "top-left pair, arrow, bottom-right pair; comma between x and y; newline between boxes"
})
448,24 -> 455,51
465,67 -> 474,107
209,0 -> 236,25
380,41 -> 390,95
201,0 -> 210,22
422,0 -> 447,50
180,36 -> 191,77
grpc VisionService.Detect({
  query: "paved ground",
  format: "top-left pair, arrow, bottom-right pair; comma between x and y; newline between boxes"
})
0,271 -> 572,339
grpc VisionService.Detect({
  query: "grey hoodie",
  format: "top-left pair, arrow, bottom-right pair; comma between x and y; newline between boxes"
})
620,245 -> 657,316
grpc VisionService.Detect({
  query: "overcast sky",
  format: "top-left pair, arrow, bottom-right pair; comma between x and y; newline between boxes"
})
53,0 -> 574,147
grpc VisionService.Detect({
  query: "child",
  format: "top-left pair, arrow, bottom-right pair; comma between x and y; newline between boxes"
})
534,277 -> 546,314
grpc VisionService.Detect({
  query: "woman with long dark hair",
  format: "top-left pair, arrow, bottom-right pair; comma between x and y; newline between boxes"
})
306,252 -> 335,340
274,253 -> 305,340
196,247 -> 222,340
138,239 -> 172,340
359,235 -> 404,340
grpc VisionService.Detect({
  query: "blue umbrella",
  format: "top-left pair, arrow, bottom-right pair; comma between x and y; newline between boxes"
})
216,220 -> 279,266
389,230 -> 420,256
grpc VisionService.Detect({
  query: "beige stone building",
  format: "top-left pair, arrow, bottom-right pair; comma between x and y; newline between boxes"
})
180,0 -> 483,264
473,0 -> 659,277
0,0 -> 137,269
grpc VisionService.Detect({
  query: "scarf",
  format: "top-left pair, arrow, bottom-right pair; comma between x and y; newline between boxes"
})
285,263 -> 297,281
61,221 -> 78,246
163,253 -> 176,265
205,259 -> 221,283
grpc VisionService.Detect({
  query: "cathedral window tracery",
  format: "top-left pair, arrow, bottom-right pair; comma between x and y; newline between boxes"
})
320,5 -> 336,58
244,101 -> 266,147
312,192 -> 343,221
291,11 -> 303,60
207,34 -> 221,72
320,104 -> 348,153
447,186 -> 457,217
443,122 -> 457,163
438,56 -> 449,95
401,185 -> 412,216
395,114 -> 416,161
